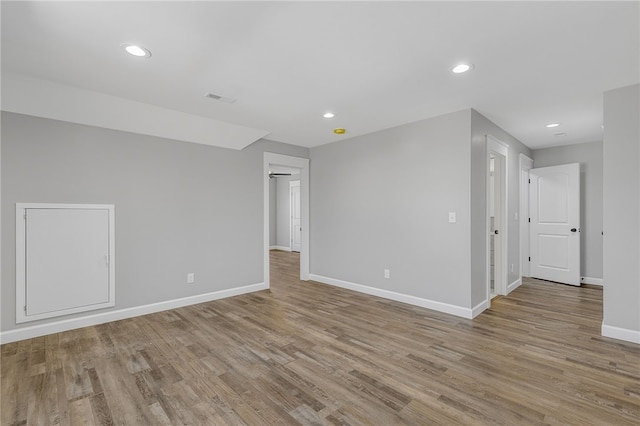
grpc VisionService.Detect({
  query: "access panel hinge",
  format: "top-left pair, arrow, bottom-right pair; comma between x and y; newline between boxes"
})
528,257 -> 531,262
528,178 -> 531,184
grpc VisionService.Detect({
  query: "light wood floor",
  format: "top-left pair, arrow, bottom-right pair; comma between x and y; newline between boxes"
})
2,250 -> 639,425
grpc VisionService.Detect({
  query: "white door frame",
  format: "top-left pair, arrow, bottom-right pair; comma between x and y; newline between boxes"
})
519,154 -> 534,278
264,153 -> 309,286
486,135 -> 508,303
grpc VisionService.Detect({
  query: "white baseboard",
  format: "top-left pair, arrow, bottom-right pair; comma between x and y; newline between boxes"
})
471,300 -> 489,318
507,278 -> 522,294
309,274 -> 474,319
270,245 -> 291,252
0,282 -> 267,344
601,323 -> 640,344
581,276 -> 603,286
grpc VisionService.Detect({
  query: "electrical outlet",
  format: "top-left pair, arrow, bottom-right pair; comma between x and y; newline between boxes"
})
384,269 -> 390,279
510,264 -> 514,273
448,212 -> 456,223
187,273 -> 195,284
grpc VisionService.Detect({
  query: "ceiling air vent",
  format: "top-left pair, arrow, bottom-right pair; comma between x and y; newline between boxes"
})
204,92 -> 236,104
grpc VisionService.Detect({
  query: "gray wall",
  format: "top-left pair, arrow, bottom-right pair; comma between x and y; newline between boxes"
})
310,110 -> 473,308
310,109 -> 530,311
602,84 -> 639,335
470,110 -> 532,306
532,142 -> 603,280
1,112 -> 309,333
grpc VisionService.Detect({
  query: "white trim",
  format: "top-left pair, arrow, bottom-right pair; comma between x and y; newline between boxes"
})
264,153 -> 309,288
270,245 -> 292,252
0,282 -> 267,344
601,323 -> 640,344
581,276 -> 604,286
16,203 -> 116,323
309,274 -> 474,319
507,277 -> 522,293
471,300 -> 490,318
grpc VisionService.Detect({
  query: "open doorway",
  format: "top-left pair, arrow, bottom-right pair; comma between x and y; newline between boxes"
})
268,166 -> 301,252
487,136 -> 508,303
263,153 -> 309,288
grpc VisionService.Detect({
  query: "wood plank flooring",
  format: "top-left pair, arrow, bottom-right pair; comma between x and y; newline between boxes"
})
2,250 -> 639,425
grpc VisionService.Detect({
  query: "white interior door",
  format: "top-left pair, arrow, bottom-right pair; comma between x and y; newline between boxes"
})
487,136 -> 508,302
290,181 -> 301,252
490,154 -> 505,297
520,154 -> 534,278
529,163 -> 580,285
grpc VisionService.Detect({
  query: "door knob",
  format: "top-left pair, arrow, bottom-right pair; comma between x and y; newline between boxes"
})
494,230 -> 499,235
570,228 -> 577,232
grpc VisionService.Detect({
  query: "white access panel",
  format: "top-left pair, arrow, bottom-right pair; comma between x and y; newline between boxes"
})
16,204 -> 115,323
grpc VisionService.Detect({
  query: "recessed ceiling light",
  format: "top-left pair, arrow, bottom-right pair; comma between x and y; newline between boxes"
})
121,44 -> 151,58
323,112 -> 335,119
334,128 -> 346,135
546,123 -> 560,128
452,63 -> 473,74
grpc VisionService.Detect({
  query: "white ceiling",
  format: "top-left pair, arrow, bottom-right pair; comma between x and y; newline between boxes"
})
2,1 -> 638,150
